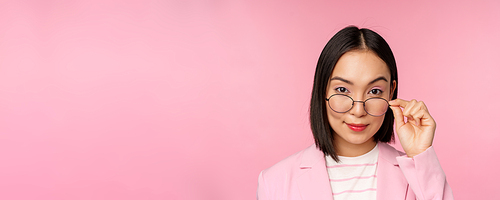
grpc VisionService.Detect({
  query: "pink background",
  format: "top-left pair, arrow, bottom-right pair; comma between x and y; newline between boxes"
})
0,0 -> 498,199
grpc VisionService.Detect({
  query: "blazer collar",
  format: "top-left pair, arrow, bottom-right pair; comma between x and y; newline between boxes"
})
299,143 -> 401,167
299,144 -> 325,168
378,142 -> 402,166
377,142 -> 409,200
296,144 -> 334,200
295,143 -> 408,200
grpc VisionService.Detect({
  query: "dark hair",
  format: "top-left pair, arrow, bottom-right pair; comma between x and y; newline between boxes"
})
309,26 -> 398,161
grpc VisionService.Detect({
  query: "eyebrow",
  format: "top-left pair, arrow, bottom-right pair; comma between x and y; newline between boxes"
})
330,76 -> 353,84
330,76 -> 388,85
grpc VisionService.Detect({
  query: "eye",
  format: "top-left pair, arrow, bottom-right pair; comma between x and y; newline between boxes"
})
335,87 -> 349,93
369,89 -> 383,95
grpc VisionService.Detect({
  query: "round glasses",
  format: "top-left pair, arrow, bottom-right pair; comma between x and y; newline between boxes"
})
326,94 -> 389,117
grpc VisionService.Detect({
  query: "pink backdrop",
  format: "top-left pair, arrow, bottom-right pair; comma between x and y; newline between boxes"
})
0,0 -> 498,199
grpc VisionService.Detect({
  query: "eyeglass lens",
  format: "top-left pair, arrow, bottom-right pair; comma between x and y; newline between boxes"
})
327,94 -> 388,116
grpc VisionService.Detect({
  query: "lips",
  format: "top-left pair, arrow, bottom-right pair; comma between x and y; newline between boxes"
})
346,123 -> 368,132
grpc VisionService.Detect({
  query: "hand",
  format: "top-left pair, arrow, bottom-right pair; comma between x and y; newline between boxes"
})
389,99 -> 436,158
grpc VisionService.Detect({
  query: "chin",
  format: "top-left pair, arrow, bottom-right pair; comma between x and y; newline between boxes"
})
345,137 -> 374,145
337,130 -> 376,146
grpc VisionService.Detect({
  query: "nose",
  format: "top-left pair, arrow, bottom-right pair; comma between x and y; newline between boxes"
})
349,100 -> 367,117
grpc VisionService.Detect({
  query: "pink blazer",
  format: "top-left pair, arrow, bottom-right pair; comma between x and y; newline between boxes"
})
257,143 -> 453,199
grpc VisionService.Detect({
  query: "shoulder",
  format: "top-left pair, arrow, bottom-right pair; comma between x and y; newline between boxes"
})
261,145 -> 312,175
258,144 -> 322,198
260,144 -> 321,180
258,144 -> 322,197
378,142 -> 406,164
379,142 -> 405,156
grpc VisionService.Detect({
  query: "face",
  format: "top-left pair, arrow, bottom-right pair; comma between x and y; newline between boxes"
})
326,50 -> 395,156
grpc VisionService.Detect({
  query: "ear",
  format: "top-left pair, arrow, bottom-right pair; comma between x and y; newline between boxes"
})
390,80 -> 397,99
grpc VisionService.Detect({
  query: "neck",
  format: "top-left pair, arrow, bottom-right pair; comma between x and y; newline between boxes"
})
334,139 -> 377,157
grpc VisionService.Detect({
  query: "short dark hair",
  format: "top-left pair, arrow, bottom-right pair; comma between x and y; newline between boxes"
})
309,26 -> 398,161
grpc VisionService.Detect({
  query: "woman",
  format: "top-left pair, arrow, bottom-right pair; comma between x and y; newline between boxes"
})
257,26 -> 453,199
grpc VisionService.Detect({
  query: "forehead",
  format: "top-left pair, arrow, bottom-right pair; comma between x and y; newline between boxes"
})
331,50 -> 390,82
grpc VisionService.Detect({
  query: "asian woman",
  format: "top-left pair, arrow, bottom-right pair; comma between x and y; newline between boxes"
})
257,26 -> 453,200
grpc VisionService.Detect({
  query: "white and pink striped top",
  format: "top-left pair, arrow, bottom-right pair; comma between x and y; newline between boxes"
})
325,144 -> 379,200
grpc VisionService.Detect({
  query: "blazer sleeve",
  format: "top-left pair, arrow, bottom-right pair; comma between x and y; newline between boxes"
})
396,147 -> 454,200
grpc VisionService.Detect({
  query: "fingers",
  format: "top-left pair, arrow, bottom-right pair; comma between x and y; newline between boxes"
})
390,99 -> 428,111
389,104 -> 405,130
410,109 -> 426,127
389,99 -> 432,127
388,98 -> 409,107
402,100 -> 420,120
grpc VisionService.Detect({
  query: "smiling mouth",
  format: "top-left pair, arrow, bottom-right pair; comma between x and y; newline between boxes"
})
346,123 -> 368,132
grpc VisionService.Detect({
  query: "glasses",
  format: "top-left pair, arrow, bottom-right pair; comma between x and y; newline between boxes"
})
326,94 -> 389,117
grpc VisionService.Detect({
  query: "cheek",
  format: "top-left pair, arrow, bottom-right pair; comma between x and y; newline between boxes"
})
326,107 -> 344,125
370,115 -> 386,130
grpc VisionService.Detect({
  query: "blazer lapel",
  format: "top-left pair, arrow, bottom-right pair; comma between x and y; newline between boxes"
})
296,145 -> 333,200
294,143 -> 410,199
377,143 -> 410,200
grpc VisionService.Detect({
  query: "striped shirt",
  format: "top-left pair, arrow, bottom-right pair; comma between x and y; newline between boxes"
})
325,144 -> 379,200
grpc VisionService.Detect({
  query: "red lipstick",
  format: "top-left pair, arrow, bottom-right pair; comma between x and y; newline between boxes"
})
346,123 -> 367,132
